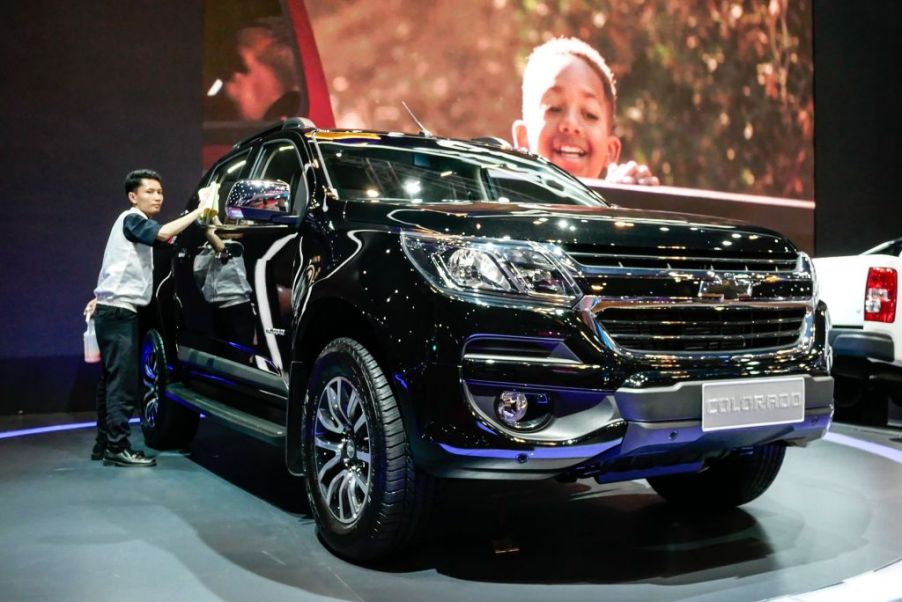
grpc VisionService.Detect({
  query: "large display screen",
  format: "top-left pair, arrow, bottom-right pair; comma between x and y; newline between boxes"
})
202,0 -> 814,252
306,0 -> 813,199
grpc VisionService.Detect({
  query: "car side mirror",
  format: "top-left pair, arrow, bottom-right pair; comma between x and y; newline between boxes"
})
225,179 -> 291,222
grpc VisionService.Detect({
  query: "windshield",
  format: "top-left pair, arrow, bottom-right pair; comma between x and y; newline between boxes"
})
312,136 -> 606,206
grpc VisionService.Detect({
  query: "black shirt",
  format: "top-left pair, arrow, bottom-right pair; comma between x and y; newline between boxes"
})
123,213 -> 162,246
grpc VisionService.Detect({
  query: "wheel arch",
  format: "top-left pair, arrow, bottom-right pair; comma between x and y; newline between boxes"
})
285,297 -> 400,475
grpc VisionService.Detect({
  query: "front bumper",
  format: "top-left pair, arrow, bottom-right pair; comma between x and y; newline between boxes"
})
406,295 -> 833,481
418,374 -> 833,480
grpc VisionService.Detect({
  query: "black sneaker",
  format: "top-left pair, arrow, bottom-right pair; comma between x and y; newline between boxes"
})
91,441 -> 106,461
102,448 -> 157,467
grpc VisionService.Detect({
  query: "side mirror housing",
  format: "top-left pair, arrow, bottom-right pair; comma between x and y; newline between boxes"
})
225,179 -> 291,222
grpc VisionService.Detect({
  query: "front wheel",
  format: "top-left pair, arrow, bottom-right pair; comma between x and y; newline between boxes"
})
301,338 -> 433,563
140,329 -> 199,450
647,443 -> 786,509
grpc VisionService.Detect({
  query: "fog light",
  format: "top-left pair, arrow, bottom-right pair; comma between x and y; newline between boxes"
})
496,391 -> 528,426
494,391 -> 553,430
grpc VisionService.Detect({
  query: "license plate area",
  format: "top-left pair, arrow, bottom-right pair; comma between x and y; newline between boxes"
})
702,377 -> 805,432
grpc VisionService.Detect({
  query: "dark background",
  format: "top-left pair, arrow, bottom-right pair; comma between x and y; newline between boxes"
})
0,1 -> 898,415
813,0 -> 902,257
0,1 -> 202,413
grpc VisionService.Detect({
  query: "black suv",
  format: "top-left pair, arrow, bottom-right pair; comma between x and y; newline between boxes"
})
143,119 -> 833,562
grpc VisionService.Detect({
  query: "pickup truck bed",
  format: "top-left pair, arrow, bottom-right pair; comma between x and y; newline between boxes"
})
814,241 -> 902,425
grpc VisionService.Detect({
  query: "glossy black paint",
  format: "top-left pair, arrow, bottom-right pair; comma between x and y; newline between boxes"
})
159,125 -> 832,481
365,201 -> 796,254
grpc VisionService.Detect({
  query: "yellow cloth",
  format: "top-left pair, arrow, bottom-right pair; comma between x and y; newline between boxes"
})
197,182 -> 220,224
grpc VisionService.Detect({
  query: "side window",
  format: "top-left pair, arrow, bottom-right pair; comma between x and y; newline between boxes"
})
206,150 -> 252,213
256,141 -> 301,183
254,140 -> 307,210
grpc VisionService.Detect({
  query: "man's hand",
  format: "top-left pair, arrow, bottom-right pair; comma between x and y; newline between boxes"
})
605,161 -> 660,186
84,298 -> 97,319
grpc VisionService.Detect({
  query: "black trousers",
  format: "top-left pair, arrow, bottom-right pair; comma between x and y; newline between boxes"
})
94,304 -> 141,451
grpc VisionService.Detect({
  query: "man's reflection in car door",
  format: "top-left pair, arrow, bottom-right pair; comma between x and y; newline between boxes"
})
192,223 -> 257,364
174,150 -> 255,361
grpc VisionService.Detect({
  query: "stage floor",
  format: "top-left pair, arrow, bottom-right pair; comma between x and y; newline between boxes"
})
1,413 -> 900,601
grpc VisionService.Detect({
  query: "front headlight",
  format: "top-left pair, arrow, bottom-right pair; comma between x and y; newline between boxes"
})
401,232 -> 581,306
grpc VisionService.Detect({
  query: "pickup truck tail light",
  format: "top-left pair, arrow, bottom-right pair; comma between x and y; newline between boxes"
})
864,267 -> 897,323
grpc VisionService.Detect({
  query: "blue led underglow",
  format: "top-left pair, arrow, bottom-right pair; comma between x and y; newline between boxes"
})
475,421 -> 496,435
0,418 -> 139,440
392,373 -> 409,392
440,432 -> 902,463
438,439 -> 619,460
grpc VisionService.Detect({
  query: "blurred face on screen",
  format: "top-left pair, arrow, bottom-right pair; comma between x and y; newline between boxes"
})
224,25 -> 298,121
513,54 -> 621,179
225,37 -> 284,120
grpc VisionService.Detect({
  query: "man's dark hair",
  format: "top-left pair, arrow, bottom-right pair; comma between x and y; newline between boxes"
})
125,169 -> 162,195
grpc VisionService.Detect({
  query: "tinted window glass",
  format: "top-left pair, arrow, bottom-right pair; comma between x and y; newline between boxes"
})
314,138 -> 604,207
257,141 -> 302,184
255,140 -> 309,210
207,150 -> 252,213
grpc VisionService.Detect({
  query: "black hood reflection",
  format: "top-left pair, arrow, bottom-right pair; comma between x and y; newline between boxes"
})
345,201 -> 798,258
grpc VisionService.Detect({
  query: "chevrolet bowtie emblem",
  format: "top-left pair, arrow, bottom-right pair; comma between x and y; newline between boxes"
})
698,274 -> 753,301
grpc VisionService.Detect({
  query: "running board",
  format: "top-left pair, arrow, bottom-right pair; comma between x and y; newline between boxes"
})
166,383 -> 285,446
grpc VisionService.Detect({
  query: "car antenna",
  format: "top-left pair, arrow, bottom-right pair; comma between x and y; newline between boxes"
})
401,101 -> 433,137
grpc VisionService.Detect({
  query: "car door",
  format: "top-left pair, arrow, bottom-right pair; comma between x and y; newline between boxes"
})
174,148 -> 256,363
220,134 -> 310,387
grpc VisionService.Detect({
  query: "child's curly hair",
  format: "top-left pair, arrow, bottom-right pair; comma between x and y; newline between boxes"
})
521,37 -> 618,125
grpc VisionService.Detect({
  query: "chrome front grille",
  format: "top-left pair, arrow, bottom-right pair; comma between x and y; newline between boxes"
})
597,306 -> 807,353
562,245 -> 798,272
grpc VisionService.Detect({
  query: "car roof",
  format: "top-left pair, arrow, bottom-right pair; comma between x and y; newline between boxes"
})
231,119 -> 516,155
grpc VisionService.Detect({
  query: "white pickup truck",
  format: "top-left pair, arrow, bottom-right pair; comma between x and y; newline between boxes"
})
814,238 -> 902,425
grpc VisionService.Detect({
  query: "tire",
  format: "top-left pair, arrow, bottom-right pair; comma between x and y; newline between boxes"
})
647,443 -> 786,509
140,329 -> 199,450
301,337 -> 433,563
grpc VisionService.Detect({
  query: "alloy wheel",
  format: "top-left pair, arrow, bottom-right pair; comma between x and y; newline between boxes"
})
313,375 -> 372,525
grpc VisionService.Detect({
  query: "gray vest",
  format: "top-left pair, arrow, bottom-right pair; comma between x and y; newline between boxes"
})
94,207 -> 154,312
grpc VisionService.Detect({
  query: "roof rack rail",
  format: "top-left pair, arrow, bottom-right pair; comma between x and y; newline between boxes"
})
283,117 -> 316,130
232,117 -> 318,149
470,136 -> 513,150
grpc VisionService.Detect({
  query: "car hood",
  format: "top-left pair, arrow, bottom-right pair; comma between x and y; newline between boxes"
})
344,201 -> 799,256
